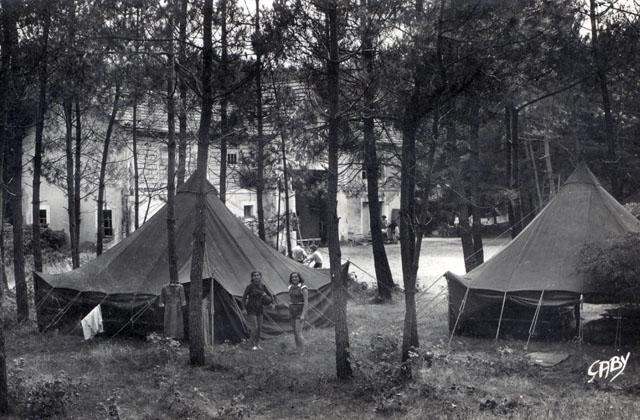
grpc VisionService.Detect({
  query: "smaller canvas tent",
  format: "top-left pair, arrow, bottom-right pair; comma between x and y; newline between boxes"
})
35,176 -> 335,343
445,162 -> 640,338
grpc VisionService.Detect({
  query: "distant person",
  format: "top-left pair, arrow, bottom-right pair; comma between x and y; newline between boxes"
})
290,212 -> 299,231
292,243 -> 308,263
288,272 -> 308,352
304,245 -> 323,268
242,271 -> 273,350
387,219 -> 398,243
381,215 -> 388,237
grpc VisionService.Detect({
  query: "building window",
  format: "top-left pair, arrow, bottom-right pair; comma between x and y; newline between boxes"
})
39,209 -> 48,228
227,152 -> 237,165
244,205 -> 253,218
102,209 -> 114,237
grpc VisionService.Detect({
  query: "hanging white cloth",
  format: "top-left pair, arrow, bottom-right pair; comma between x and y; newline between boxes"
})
81,304 -> 104,340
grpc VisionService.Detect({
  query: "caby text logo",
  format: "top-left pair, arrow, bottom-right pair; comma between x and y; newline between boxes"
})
587,352 -> 630,383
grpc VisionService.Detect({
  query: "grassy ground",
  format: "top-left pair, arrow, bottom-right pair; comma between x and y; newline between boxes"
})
4,239 -> 640,419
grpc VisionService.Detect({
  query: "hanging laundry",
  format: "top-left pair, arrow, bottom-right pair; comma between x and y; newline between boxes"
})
81,304 -> 104,340
158,283 -> 186,340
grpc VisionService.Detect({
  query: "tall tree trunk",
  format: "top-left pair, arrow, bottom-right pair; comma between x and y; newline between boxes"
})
132,99 -> 140,230
326,3 -> 351,381
177,0 -> 188,187
400,112 -> 419,361
32,4 -> 50,274
63,101 -> 77,268
504,104 -> 515,239
447,112 -> 475,273
218,0 -> 229,202
255,0 -> 266,241
0,3 -> 8,401
280,130 -> 292,257
589,0 -> 618,197
525,137 -> 542,209
189,0 -> 214,366
3,2 -> 26,322
0,207 -> 6,293
166,18 -> 179,286
361,0 -> 394,302
543,137 -> 555,200
10,133 -> 26,322
509,105 -> 522,237
96,84 -> 121,256
0,68 -> 6,412
468,100 -> 483,269
73,98 -> 82,260
0,302 -> 6,414
132,6 -> 142,225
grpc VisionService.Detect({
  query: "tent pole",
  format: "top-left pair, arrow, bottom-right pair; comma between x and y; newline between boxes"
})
495,291 -> 508,342
276,181 -> 281,251
210,279 -> 215,345
448,286 -> 470,350
574,294 -> 581,340
525,290 -> 544,351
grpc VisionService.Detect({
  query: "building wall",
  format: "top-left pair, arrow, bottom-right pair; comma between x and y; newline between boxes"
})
22,110 -> 130,249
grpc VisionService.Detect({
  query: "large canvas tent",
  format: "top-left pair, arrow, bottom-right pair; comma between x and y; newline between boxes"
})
35,177 -> 334,343
445,162 -> 640,338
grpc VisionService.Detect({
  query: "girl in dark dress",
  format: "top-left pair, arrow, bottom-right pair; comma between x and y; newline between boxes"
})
242,271 -> 273,350
288,272 -> 308,352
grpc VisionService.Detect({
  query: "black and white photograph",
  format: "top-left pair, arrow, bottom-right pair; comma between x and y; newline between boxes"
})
0,0 -> 639,418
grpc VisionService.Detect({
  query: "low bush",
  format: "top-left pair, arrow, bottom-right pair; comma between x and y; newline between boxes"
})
8,359 -> 84,419
580,233 -> 640,301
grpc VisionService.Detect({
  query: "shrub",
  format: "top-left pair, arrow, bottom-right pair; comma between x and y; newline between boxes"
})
145,332 -> 182,364
579,233 -> 640,301
8,360 -> 83,419
17,225 -> 68,255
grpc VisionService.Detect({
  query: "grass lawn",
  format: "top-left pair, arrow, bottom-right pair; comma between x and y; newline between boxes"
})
4,238 -> 640,419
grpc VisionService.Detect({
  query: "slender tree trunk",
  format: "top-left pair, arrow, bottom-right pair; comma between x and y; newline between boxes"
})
445,111 -> 476,273
10,133 -> 26,322
63,101 -> 77,268
361,0 -> 394,301
280,130 -> 292,257
218,0 -> 229,202
504,104 -> 515,239
166,23 -> 179,286
177,0 -> 188,187
96,84 -> 121,256
509,105 -> 522,236
74,98 -> 82,259
189,0 -> 214,366
0,207 -> 6,293
0,6 -> 8,403
468,100 -> 483,269
255,0 -> 266,241
132,99 -> 140,230
526,137 -> 542,208
400,110 -> 420,361
0,78 -> 6,413
32,5 -> 50,274
326,3 -> 351,381
543,138 -> 555,199
0,304 -> 6,414
589,0 -> 618,197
